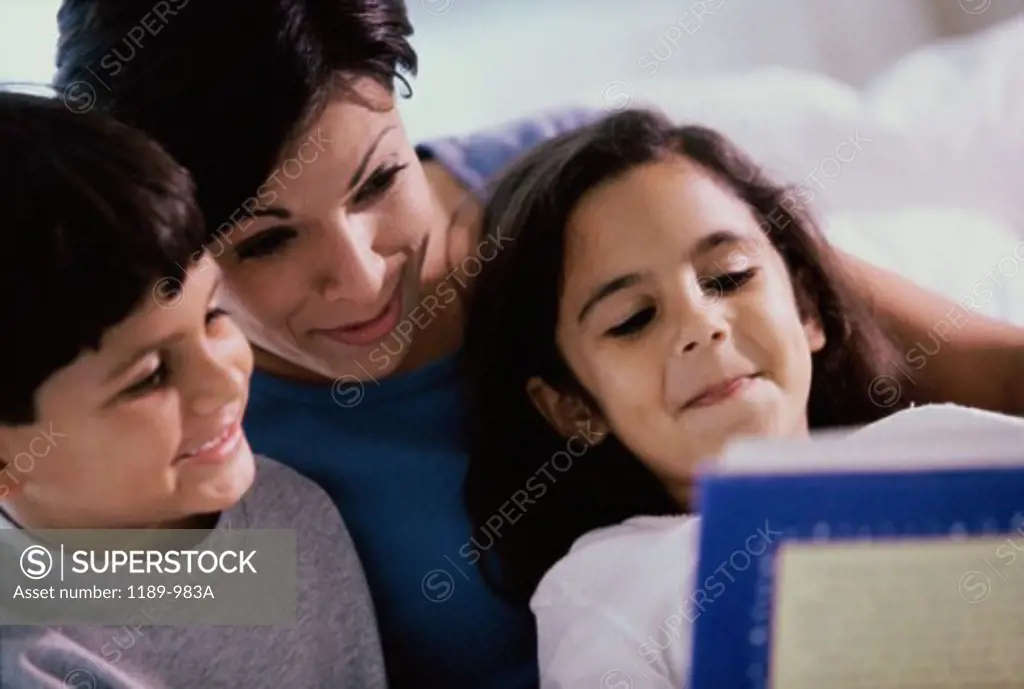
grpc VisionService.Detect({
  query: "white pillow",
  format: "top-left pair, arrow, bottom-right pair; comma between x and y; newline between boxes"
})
822,207 -> 1024,325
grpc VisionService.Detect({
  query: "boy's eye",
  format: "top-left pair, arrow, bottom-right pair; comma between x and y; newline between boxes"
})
123,361 -> 168,397
607,306 -> 656,338
206,307 -> 229,326
234,227 -> 297,260
353,163 -> 407,206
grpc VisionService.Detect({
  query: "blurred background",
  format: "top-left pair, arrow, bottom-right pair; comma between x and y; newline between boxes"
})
400,0 -> 1024,140
2,0 -> 1024,322
1,0 -> 1020,139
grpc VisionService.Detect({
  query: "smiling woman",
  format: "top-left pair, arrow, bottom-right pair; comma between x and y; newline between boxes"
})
51,1 -> 601,687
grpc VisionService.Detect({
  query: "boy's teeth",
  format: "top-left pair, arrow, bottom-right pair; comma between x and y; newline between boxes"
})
182,426 -> 231,457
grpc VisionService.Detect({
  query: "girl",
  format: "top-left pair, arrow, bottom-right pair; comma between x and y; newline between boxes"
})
54,2 -> 1024,686
460,108 -> 1024,688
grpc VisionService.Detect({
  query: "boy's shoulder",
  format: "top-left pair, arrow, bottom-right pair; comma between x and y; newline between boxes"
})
235,454 -> 342,530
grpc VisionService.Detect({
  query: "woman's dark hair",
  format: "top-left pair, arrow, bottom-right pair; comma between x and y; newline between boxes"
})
0,90 -> 204,424
460,108 -> 908,603
53,0 -> 417,238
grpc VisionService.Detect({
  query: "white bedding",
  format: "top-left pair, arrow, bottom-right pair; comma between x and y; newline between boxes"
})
630,15 -> 1024,323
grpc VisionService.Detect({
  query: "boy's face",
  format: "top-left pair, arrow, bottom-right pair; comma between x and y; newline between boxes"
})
0,255 -> 256,529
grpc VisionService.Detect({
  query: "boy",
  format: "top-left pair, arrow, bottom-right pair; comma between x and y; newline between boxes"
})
0,91 -> 387,688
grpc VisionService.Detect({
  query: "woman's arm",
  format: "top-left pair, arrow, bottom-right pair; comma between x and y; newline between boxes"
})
838,250 -> 1024,415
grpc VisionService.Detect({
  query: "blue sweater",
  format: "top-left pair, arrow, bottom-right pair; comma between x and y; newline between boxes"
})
244,108 -> 603,689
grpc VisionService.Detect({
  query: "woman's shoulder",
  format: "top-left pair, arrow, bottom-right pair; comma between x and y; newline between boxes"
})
531,514 -> 701,610
415,106 -> 604,196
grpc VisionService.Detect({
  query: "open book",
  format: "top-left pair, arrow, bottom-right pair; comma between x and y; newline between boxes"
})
687,404 -> 1024,689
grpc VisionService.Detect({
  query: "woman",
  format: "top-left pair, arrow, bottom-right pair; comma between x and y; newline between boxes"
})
53,2 -> 1024,687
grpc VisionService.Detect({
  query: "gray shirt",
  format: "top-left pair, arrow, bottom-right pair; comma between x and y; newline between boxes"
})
0,456 -> 387,688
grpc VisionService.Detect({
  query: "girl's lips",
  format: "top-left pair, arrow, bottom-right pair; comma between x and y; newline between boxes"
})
175,422 -> 244,465
318,287 -> 402,347
684,374 -> 759,410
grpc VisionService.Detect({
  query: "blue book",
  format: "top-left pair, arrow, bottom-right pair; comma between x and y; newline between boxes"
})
688,422 -> 1024,689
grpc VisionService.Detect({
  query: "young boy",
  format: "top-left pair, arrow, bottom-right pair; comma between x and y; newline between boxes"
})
0,91 -> 387,688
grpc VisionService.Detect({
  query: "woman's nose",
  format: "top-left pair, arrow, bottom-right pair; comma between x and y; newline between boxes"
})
317,216 -> 386,303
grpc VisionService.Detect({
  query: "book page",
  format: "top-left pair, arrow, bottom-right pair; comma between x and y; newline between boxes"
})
770,536 -> 1024,689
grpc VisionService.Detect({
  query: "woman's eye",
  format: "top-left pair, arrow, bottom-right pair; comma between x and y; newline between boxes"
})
606,307 -> 656,337
123,361 -> 168,397
234,227 -> 297,260
353,163 -> 407,206
709,268 -> 758,294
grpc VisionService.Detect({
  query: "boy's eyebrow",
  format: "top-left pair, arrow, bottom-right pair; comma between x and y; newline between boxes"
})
105,273 -> 223,384
575,229 -> 744,325
251,207 -> 291,219
104,333 -> 183,384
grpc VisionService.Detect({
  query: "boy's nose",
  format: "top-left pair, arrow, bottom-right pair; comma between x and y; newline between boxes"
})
190,365 -> 246,417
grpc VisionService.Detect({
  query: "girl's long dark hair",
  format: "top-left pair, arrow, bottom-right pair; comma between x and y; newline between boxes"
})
460,109 -> 908,604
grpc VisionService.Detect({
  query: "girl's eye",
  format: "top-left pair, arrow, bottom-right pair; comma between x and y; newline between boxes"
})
353,163 -> 407,206
607,306 -> 656,338
234,227 -> 297,260
123,361 -> 168,397
709,268 -> 758,294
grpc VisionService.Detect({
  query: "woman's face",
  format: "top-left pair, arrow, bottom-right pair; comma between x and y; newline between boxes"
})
547,158 -> 824,499
214,77 -> 448,382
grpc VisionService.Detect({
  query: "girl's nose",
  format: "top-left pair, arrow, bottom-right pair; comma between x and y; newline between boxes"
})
673,285 -> 731,355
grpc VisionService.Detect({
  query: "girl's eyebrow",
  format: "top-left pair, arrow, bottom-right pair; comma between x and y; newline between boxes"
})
578,273 -> 644,325
575,229 -> 745,325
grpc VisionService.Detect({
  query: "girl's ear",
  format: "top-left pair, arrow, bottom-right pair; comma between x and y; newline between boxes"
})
525,377 -> 609,445
804,315 -> 826,353
792,267 -> 826,353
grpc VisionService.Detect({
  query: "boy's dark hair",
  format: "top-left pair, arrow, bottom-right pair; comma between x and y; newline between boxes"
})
0,91 -> 204,425
460,108 -> 909,604
54,0 -> 417,240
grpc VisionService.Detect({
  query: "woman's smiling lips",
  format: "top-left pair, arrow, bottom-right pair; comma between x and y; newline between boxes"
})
316,286 -> 403,347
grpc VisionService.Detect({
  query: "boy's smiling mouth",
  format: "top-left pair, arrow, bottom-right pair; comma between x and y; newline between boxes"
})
176,402 -> 246,464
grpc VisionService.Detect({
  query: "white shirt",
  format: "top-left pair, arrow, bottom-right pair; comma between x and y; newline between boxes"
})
530,404 -> 1024,688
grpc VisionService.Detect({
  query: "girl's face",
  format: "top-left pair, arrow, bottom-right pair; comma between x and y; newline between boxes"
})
214,77 -> 448,382
542,158 -> 824,499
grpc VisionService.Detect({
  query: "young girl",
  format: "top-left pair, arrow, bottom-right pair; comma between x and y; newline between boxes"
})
459,108 -> 1024,688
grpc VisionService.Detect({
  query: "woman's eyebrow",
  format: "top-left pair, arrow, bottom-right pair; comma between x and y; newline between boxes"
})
346,125 -> 396,191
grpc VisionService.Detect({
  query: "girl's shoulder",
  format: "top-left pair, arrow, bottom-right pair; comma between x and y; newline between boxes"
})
531,514 -> 701,610
530,515 -> 701,687
856,402 -> 1024,440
